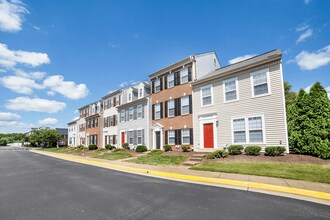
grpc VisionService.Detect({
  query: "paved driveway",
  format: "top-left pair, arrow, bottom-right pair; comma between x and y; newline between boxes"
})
0,150 -> 329,220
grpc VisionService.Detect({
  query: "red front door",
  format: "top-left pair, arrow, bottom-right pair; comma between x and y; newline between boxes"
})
121,132 -> 125,144
203,123 -> 214,148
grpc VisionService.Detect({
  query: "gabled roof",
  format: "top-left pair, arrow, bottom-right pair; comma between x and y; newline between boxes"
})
192,49 -> 282,86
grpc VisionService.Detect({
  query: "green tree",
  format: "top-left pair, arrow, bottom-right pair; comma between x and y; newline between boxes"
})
28,129 -> 61,148
284,81 -> 296,109
0,138 -> 7,146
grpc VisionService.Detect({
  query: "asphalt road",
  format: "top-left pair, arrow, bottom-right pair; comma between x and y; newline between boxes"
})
0,150 -> 329,220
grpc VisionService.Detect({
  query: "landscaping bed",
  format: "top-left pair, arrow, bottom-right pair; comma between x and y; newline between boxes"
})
191,162 -> 330,184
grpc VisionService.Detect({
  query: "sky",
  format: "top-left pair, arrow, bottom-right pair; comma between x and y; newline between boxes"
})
0,0 -> 329,133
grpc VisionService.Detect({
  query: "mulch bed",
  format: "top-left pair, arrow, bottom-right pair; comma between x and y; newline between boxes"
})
207,153 -> 330,164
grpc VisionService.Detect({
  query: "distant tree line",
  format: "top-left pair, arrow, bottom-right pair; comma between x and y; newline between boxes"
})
285,81 -> 330,159
0,133 -> 26,146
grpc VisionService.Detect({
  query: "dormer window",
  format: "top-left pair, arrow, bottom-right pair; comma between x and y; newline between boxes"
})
138,87 -> 144,99
127,92 -> 132,103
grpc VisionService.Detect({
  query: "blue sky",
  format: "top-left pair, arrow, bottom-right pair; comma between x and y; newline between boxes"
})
0,0 -> 329,133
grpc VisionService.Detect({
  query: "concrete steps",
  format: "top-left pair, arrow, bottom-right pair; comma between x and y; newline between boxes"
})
183,154 -> 207,166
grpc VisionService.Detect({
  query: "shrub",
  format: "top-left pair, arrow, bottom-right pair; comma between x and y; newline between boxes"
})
244,146 -> 262,156
136,145 -> 148,153
113,148 -> 125,152
122,143 -> 129,149
228,145 -> 244,155
148,149 -> 163,155
265,146 -> 286,156
0,139 -> 7,146
88,144 -> 98,150
181,145 -> 190,152
105,144 -> 116,150
164,145 -> 172,152
207,150 -> 228,159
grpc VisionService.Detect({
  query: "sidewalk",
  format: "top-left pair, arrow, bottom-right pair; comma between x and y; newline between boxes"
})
31,150 -> 330,206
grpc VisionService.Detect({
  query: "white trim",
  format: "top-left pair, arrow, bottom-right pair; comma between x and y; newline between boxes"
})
167,73 -> 174,88
279,63 -> 290,153
137,129 -> 143,145
155,103 -> 161,119
138,86 -> 144,99
250,68 -> 271,98
168,130 -> 176,145
200,84 -> 213,107
223,77 -> 239,103
181,96 -> 190,115
167,99 -> 175,117
181,128 -> 190,145
231,114 -> 266,144
137,104 -> 143,119
199,115 -> 218,149
180,67 -> 189,84
129,107 -> 134,121
152,123 -> 164,150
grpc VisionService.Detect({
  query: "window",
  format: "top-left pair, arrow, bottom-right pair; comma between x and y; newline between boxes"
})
224,78 -> 238,102
138,88 -> 143,98
155,79 -> 161,92
137,130 -> 142,145
182,129 -> 190,144
110,116 -> 113,126
201,85 -> 213,106
180,68 -> 188,84
121,110 -> 125,122
249,116 -> 263,142
109,135 -> 113,145
127,92 -> 132,102
168,100 -> 175,117
181,96 -> 189,115
155,103 -> 161,119
129,107 -> 134,121
168,130 -> 175,145
95,118 -> 98,127
129,131 -> 134,145
137,105 -> 142,119
233,118 -> 246,143
167,73 -> 174,88
251,70 -> 269,97
232,116 -> 264,143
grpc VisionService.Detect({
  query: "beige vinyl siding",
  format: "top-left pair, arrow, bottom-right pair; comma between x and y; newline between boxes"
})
193,62 -> 288,150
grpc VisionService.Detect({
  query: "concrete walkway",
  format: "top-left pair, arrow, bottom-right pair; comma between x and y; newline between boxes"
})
31,150 -> 330,206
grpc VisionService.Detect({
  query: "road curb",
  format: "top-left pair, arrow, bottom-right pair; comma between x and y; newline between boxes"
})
32,150 -> 330,204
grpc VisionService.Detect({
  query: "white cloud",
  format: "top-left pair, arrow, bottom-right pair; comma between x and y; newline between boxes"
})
304,85 -> 312,93
228,54 -> 256,64
43,75 -> 89,100
0,43 -> 50,68
326,86 -> 330,99
296,24 -> 309,32
0,0 -> 28,32
119,81 -> 128,87
0,111 -> 20,121
38,118 -> 58,126
14,68 -> 46,80
47,90 -> 55,96
5,96 -> 66,113
296,28 -> 313,43
294,45 -> 330,70
108,42 -> 120,48
0,75 -> 43,94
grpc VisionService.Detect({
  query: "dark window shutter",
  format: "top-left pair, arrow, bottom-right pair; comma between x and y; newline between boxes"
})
114,97 -> 116,106
133,130 -> 137,145
152,104 -> 155,120
160,77 -> 163,91
175,130 -> 182,145
177,98 -> 181,116
126,109 -> 129,121
190,128 -> 193,145
134,107 -> 137,120
151,81 -> 155,93
175,72 -> 181,86
189,95 -> 192,114
160,102 -> 163,118
119,95 -> 121,105
164,76 -> 168,89
165,131 -> 168,145
142,129 -> 145,145
142,104 -> 144,119
188,66 -> 192,82
114,115 -> 116,126
164,101 -> 168,118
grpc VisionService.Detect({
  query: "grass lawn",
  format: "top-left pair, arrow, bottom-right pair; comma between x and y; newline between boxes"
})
191,162 -> 330,184
94,152 -> 131,160
128,155 -> 188,166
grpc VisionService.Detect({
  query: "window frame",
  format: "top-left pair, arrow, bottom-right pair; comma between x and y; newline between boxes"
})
250,68 -> 271,98
223,77 -> 239,103
168,130 -> 175,145
155,78 -> 161,93
167,73 -> 174,88
181,129 -> 190,145
137,129 -> 142,145
200,84 -> 213,107
138,87 -> 144,99
128,130 -> 134,145
129,107 -> 134,121
137,105 -> 142,119
181,96 -> 190,115
121,109 -> 125,122
127,91 -> 132,103
180,68 -> 189,84
168,100 -> 175,117
231,115 -> 265,144
155,103 -> 161,120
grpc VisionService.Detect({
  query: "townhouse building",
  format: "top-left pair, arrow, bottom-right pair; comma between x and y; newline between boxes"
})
192,50 -> 288,152
117,82 -> 151,149
68,119 -> 78,147
83,101 -> 102,146
149,52 -> 220,150
101,90 -> 121,148
78,105 -> 89,146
